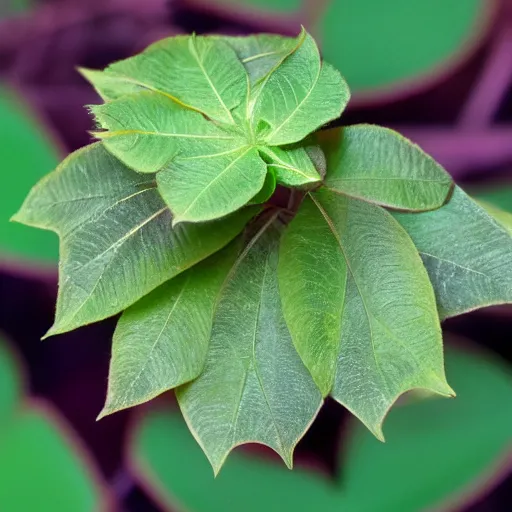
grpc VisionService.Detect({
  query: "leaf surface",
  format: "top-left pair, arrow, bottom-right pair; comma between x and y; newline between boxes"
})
259,145 -> 321,187
92,36 -> 247,124
100,241 -> 241,417
322,125 -> 453,211
221,33 -> 299,84
253,33 -> 350,146
157,147 -> 267,224
279,189 -> 453,434
393,187 -> 512,319
177,221 -> 322,474
78,67 -> 142,101
13,143 -> 257,335
91,92 -> 241,173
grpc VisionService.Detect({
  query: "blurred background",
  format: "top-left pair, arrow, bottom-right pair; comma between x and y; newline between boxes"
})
1,0 -> 512,510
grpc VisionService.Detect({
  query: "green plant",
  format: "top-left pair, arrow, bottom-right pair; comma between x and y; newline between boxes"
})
13,30 -> 512,474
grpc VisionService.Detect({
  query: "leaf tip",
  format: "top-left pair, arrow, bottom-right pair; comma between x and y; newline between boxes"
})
96,407 -> 112,421
370,421 -> 386,442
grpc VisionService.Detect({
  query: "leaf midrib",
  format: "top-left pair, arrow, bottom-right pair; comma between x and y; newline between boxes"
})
189,37 -> 235,124
309,193 -> 390,394
117,275 -> 191,408
176,147 -> 253,219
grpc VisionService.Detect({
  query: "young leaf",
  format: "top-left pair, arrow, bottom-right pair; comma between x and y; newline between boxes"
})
248,170 -> 276,205
393,187 -> 512,319
157,147 -> 267,224
78,67 -> 142,101
86,35 -> 247,124
91,92 -> 242,174
253,33 -> 350,146
177,221 -> 322,474
259,145 -> 321,187
321,125 -> 453,211
279,189 -> 453,436
220,33 -> 299,84
99,241 -> 241,418
12,143 -> 258,336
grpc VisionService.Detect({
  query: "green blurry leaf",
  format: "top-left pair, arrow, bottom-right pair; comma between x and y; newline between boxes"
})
91,92 -> 242,174
130,346 -> 512,512
475,185 -> 512,213
13,143 -> 256,335
131,410 -> 331,512
393,187 -> 512,319
253,33 -> 350,146
0,338 -> 107,510
83,35 -> 247,124
0,338 -> 20,424
279,189 -> 453,434
340,345 -> 512,512
0,86 -> 59,264
157,147 -> 266,224
100,241 -> 241,418
259,145 -> 321,187
0,409 -> 105,512
322,125 -> 452,211
177,221 -> 322,474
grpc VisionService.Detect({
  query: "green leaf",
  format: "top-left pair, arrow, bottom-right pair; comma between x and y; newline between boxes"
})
393,186 -> 512,319
78,67 -> 142,102
279,189 -> 453,434
157,147 -> 267,224
91,92 -> 242,173
0,410 -> 105,512
177,220 -> 322,474
253,33 -> 350,146
259,145 -> 321,187
99,241 -> 241,418
0,85 -> 59,265
322,125 -> 453,211
475,199 -> 512,235
221,33 -> 299,84
0,338 -> 21,424
131,344 -> 512,512
249,169 -> 276,205
13,143 -> 257,336
88,35 -> 247,124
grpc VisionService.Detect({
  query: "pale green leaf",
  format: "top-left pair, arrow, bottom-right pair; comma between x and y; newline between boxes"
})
220,33 -> 299,84
393,187 -> 512,319
157,147 -> 267,224
253,33 -> 350,146
12,143 -> 257,336
78,67 -> 142,102
280,189 -> 453,435
259,144 -> 321,187
278,193 -> 347,397
248,169 -> 276,205
475,199 -> 512,235
99,241 -> 241,418
96,35 -> 248,124
322,125 -> 453,211
91,92 -> 241,173
177,221 -> 322,474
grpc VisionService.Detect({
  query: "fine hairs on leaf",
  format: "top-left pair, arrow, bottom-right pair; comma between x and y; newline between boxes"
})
13,29 -> 512,474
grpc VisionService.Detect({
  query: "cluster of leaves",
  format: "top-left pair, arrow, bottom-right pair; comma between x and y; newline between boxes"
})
13,30 -> 512,474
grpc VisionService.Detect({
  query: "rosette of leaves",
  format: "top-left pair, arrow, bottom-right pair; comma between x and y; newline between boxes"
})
13,30 -> 512,474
